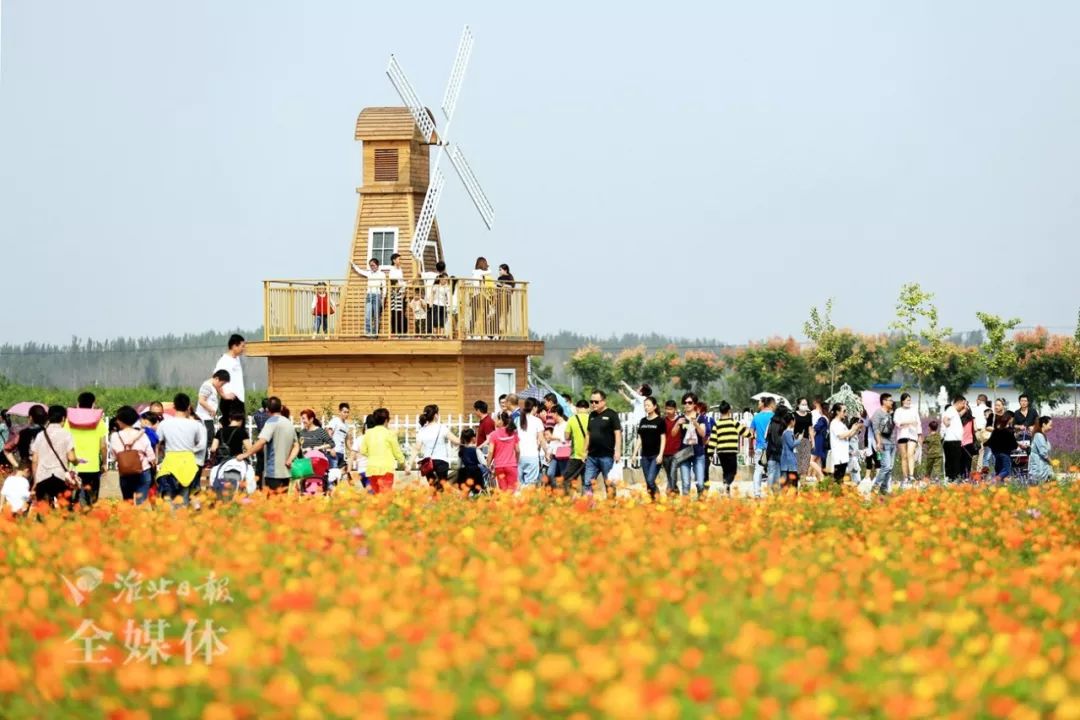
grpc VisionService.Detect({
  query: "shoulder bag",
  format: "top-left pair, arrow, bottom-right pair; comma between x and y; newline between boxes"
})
41,427 -> 78,487
419,425 -> 443,477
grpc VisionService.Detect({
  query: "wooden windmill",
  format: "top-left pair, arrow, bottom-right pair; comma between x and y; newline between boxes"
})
248,25 -> 541,418
340,26 -> 494,333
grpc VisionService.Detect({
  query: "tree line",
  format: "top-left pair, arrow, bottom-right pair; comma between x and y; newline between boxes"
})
557,284 -> 1080,411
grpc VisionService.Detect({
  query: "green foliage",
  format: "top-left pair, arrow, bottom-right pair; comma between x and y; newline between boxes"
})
641,348 -> 680,390
976,312 -> 1021,393
675,351 -> 723,394
530,356 -> 553,382
921,345 -> 982,398
0,381 -> 191,416
804,298 -> 842,394
567,345 -> 616,393
613,346 -> 646,387
806,331 -> 895,396
724,338 -> 811,404
889,283 -> 953,396
1012,328 -> 1075,408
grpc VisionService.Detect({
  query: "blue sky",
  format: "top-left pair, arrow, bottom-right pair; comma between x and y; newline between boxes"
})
1,0 -> 1078,345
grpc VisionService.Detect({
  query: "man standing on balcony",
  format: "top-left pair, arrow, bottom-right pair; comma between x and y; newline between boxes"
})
351,258 -> 386,336
214,334 -> 246,420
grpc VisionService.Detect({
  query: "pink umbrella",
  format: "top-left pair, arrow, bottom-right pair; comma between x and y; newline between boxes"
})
6,401 -> 45,417
861,391 -> 882,418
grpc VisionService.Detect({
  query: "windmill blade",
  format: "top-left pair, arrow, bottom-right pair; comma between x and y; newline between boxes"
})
411,168 -> 446,259
386,55 -> 437,143
441,25 -> 474,124
447,143 -> 495,230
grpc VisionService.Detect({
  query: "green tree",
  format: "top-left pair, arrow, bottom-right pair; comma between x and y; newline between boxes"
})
889,283 -> 952,406
567,345 -> 615,392
724,338 -> 811,404
675,351 -> 723,395
975,312 -> 1021,395
1011,327 -> 1074,408
530,356 -> 553,382
806,331 -> 895,395
921,345 -> 982,398
641,347 -> 680,390
613,346 -> 646,387
804,298 -> 843,394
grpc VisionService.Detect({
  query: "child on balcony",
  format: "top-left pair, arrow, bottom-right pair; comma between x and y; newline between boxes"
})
311,282 -> 335,336
409,289 -> 428,336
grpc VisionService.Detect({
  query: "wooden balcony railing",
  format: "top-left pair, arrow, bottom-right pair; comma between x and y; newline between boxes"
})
262,278 -> 529,341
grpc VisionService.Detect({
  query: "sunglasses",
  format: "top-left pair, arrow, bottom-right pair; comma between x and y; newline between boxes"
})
590,400 -> 601,404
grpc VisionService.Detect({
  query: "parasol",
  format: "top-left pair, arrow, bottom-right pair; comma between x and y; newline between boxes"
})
751,392 -> 790,408
861,391 -> 882,419
827,384 -> 864,417
517,386 -> 546,402
6,401 -> 45,417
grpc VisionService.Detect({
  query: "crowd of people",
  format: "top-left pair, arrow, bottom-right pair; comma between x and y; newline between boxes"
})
731,390 -> 1056,498
344,254 -> 519,338
0,331 -> 1063,514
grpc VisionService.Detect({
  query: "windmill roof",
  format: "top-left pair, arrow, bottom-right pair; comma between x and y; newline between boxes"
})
354,107 -> 434,141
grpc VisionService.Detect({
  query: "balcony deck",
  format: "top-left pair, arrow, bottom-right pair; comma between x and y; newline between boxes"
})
246,278 -> 542,358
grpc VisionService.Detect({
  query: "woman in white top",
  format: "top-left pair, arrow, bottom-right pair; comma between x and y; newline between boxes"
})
413,404 -> 461,490
109,405 -> 157,505
516,397 -> 549,488
828,404 -> 863,482
893,392 -> 922,485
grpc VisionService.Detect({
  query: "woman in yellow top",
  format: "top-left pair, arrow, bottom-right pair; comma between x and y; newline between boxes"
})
359,408 -> 407,494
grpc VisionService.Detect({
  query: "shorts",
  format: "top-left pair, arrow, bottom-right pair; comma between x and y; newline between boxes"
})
897,438 -> 913,445
369,472 -> 394,494
263,476 -> 290,492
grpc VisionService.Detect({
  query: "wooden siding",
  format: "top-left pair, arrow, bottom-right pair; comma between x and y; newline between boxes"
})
463,355 -> 530,412
247,339 -> 545,358
354,107 -> 428,141
266,353 -> 532,418
268,355 -> 463,418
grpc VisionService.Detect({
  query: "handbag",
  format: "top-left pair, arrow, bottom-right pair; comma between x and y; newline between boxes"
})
289,457 -> 314,480
673,446 -> 694,465
114,430 -> 145,476
418,425 -> 443,477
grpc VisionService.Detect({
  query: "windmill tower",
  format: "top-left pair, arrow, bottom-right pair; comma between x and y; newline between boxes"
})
340,26 -> 494,334
247,25 -> 541,418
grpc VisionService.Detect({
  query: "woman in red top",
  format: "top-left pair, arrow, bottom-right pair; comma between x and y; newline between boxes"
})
486,412 -> 520,491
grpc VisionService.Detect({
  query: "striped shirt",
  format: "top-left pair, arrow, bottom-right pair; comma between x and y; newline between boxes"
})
707,417 -> 751,454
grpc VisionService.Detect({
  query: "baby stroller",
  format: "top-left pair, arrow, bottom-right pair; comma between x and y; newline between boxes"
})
292,450 -> 330,495
1010,428 -> 1032,485
210,458 -> 254,500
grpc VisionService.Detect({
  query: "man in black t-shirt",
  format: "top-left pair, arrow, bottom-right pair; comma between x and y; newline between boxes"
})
1013,394 -> 1038,430
584,389 -> 622,496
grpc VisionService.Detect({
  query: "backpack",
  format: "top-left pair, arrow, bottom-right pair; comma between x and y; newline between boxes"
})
114,431 -> 145,476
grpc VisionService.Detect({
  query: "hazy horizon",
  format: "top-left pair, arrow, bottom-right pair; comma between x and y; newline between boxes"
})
2,1 -> 1079,346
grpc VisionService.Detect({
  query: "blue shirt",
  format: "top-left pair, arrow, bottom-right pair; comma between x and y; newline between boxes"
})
751,411 -> 774,450
694,415 -> 715,457
780,429 -> 799,472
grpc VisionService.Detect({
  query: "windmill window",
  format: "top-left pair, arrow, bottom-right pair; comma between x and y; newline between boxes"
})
369,228 -> 398,267
373,148 -> 399,182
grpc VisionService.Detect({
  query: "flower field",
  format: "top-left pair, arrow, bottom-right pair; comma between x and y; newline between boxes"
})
1,485 -> 1078,719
